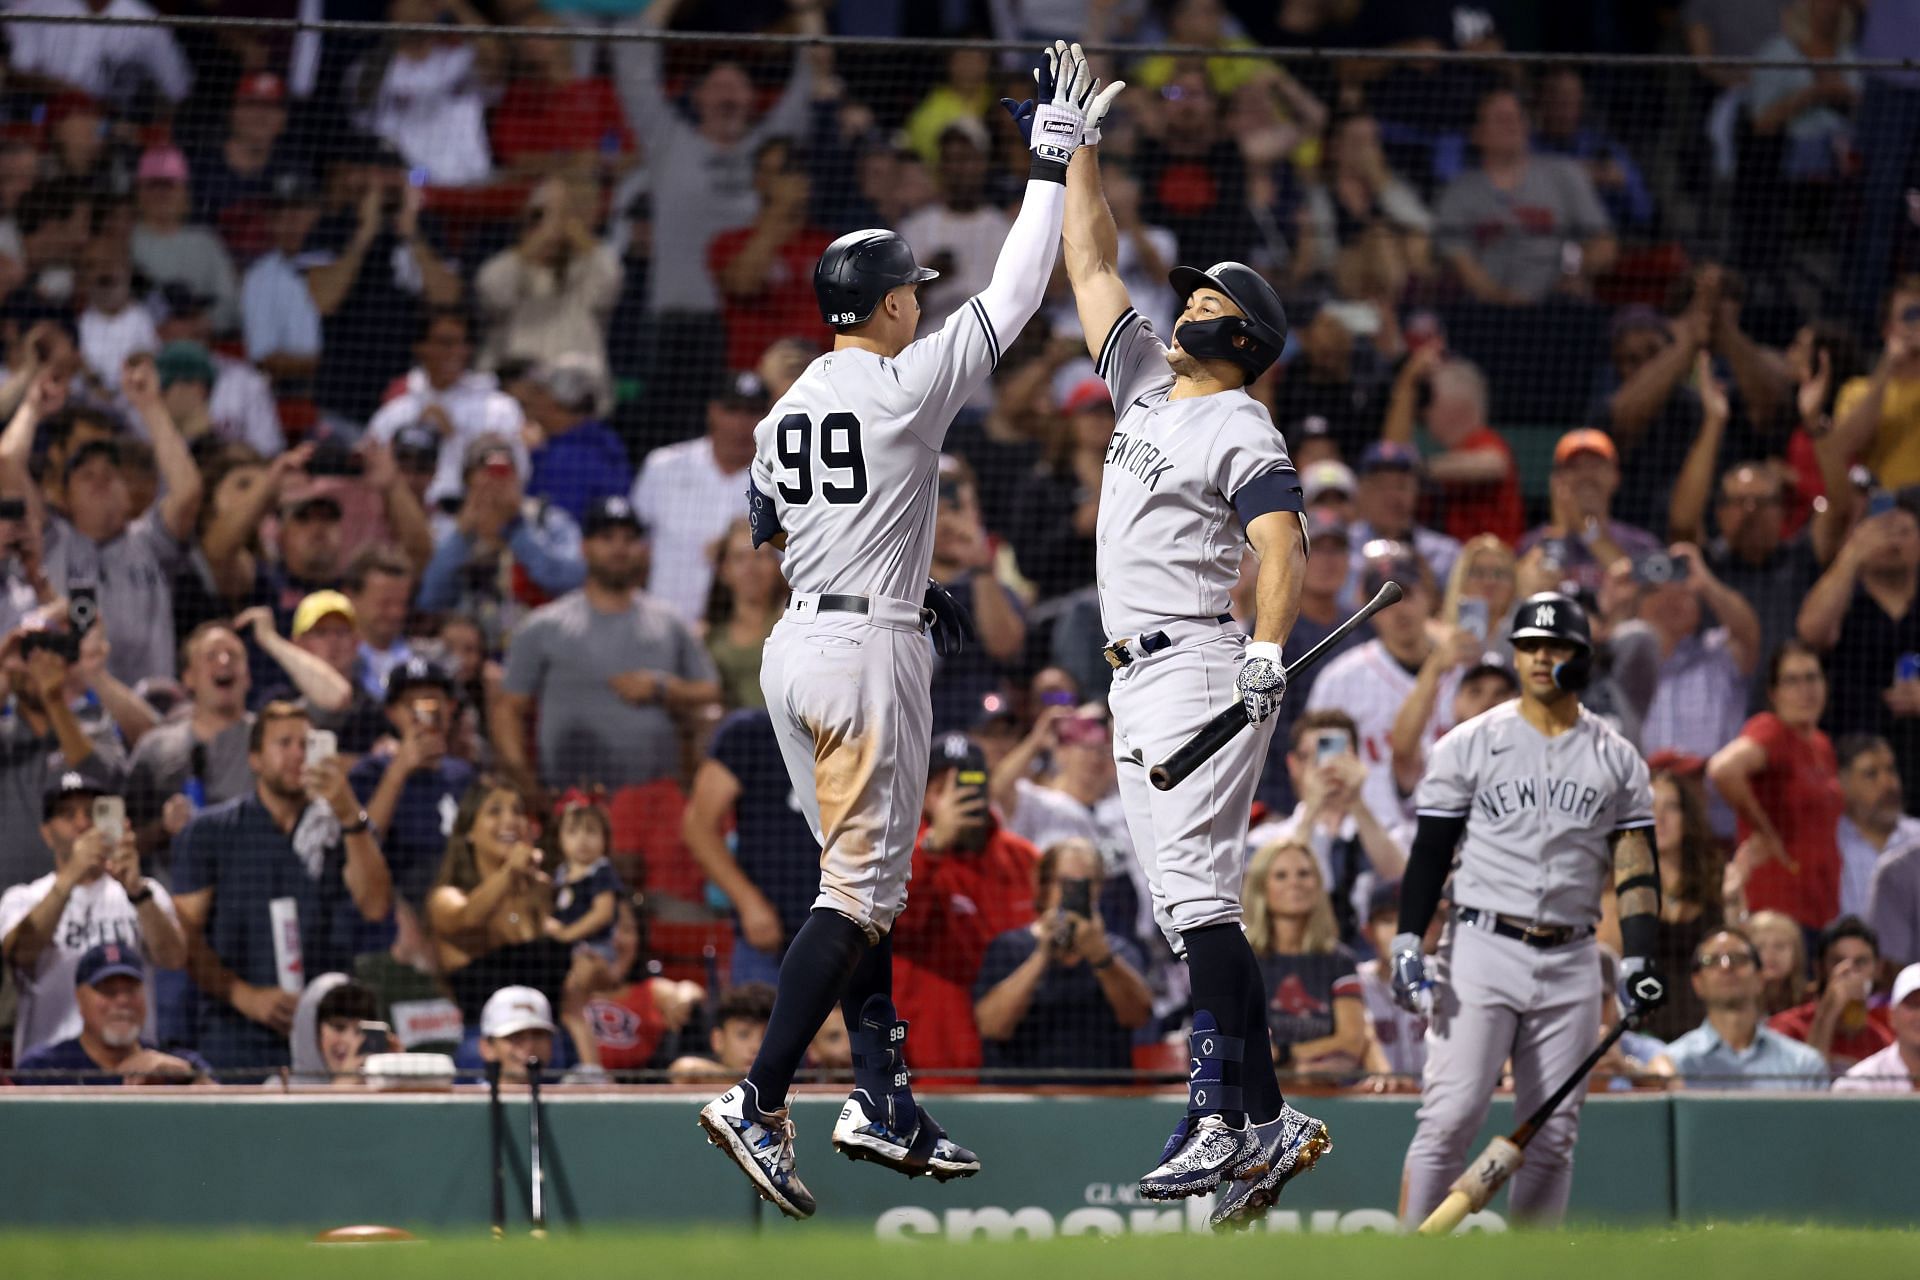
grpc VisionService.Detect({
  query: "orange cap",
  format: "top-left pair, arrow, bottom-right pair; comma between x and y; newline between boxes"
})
1554,428 -> 1617,467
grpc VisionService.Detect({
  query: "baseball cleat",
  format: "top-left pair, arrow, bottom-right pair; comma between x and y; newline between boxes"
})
1208,1105 -> 1333,1230
831,1092 -> 981,1181
698,1081 -> 817,1220
832,993 -> 980,1180
1137,1112 -> 1263,1200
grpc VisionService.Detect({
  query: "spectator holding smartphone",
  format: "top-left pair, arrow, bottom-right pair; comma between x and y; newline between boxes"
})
0,775 -> 184,1060
12,943 -> 211,1085
1768,917 -> 1894,1073
350,657 -> 474,921
1709,642 -> 1844,932
171,701 -> 393,1069
893,734 -> 1039,1074
1637,541 -> 1762,770
973,838 -> 1152,1083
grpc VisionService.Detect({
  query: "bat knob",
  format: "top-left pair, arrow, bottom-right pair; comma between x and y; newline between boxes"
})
1149,765 -> 1174,790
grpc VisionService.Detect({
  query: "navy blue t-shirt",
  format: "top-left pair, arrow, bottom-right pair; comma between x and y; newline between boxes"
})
13,1036 -> 214,1083
349,753 -> 473,914
171,794 -> 356,1069
709,710 -> 820,940
552,856 -> 623,945
971,928 -> 1144,1082
527,421 -> 634,524
1258,945 -> 1362,1053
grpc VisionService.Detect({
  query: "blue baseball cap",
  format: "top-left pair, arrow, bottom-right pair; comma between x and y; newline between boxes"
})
1359,441 -> 1422,475
75,941 -> 144,989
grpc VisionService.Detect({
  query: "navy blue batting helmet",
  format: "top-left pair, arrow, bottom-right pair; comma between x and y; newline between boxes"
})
814,229 -> 940,328
1509,591 -> 1593,692
1167,261 -> 1289,380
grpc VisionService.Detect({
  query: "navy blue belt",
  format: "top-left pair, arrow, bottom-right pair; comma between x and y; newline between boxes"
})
1103,615 -> 1235,669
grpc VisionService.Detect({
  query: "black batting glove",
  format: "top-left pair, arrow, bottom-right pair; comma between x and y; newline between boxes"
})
924,579 -> 976,658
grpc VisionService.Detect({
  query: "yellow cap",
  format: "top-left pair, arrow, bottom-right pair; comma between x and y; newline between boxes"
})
291,590 -> 357,639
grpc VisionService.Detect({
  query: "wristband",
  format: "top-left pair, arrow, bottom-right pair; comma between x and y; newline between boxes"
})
1091,952 -> 1115,971
127,882 -> 153,905
342,811 -> 371,835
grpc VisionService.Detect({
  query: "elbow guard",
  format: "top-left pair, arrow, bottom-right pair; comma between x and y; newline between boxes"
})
747,480 -> 782,549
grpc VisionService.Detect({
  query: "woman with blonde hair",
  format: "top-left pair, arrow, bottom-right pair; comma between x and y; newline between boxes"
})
1243,839 -> 1374,1074
1744,910 -> 1809,1016
1442,534 -> 1518,659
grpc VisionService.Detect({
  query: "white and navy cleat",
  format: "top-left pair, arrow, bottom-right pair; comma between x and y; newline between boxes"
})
1208,1104 -> 1333,1230
698,1082 -> 817,1220
1137,1112 -> 1264,1200
831,1089 -> 981,1181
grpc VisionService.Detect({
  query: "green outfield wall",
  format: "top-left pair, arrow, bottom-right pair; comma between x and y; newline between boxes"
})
0,1093 -> 1912,1234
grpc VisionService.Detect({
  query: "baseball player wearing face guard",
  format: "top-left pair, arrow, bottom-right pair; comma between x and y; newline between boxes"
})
1391,592 -> 1666,1228
1044,69 -> 1329,1232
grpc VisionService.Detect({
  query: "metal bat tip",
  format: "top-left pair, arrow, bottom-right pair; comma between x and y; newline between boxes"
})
1377,580 -> 1404,605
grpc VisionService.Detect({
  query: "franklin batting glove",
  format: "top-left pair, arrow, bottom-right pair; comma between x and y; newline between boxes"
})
1235,641 -> 1287,724
1389,933 -> 1433,1017
1618,956 -> 1668,1020
1027,40 -> 1091,165
924,579 -> 976,659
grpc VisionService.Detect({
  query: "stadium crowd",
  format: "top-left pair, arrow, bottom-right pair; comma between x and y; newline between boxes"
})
0,0 -> 1917,1094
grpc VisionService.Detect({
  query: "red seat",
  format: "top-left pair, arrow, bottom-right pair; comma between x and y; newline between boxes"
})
648,919 -> 734,988
608,779 -> 705,904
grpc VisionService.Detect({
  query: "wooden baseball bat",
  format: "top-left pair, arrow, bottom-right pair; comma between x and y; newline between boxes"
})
1150,581 -> 1404,790
1415,1017 -> 1635,1235
486,1058 -> 505,1241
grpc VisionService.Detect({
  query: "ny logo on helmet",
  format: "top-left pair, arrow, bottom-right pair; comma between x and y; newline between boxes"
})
1537,604 -> 1556,628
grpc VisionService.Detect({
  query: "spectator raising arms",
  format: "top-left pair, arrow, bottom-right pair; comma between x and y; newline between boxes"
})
475,179 -> 623,377
1242,839 -> 1371,1076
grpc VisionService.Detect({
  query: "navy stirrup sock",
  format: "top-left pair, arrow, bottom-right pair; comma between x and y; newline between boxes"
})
744,908 -> 866,1111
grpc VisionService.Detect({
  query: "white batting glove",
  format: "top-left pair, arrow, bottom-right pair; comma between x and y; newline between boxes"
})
1082,72 -> 1125,146
1235,641 -> 1287,724
1028,40 -> 1091,165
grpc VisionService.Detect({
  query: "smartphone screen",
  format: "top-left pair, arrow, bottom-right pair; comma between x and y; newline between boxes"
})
1457,597 -> 1489,642
92,795 -> 126,842
305,728 -> 338,764
1314,730 -> 1348,765
1059,878 -> 1093,918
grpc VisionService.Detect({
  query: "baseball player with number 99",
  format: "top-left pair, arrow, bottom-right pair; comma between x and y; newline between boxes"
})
1042,61 -> 1329,1231
1391,592 -> 1666,1228
697,42 -> 1119,1222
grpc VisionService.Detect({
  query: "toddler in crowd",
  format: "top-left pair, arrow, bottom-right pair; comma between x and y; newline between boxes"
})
545,799 -> 622,962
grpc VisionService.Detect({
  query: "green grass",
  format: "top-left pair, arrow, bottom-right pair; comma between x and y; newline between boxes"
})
3,1225 -> 1916,1280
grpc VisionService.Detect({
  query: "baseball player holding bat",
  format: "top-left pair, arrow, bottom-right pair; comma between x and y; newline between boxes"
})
698,42 -> 1119,1221
1048,80 -> 1329,1230
1391,592 -> 1667,1228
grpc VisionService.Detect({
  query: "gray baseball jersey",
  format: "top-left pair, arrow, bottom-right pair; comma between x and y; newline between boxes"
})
1413,699 -> 1653,926
1092,307 -> 1302,635
750,301 -> 999,601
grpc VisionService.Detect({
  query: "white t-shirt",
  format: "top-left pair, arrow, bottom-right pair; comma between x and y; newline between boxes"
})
0,872 -> 178,1058
365,42 -> 493,187
896,203 -> 1013,334
78,306 -> 159,390
366,368 -> 527,507
633,436 -> 749,625
1830,1042 -> 1917,1093
1305,639 -> 1459,824
5,0 -> 192,102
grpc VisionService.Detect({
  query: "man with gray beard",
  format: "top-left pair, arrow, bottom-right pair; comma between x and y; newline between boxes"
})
13,942 -> 210,1084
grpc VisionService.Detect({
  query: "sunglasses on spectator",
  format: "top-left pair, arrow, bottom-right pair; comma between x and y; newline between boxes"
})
1693,950 -> 1758,971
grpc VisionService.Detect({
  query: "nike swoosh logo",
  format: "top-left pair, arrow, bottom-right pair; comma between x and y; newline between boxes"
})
1133,397 -> 1154,412
1491,745 -> 1511,755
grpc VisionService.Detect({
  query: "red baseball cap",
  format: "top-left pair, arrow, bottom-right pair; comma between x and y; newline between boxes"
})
1061,378 -> 1112,416
137,146 -> 190,184
235,72 -> 287,106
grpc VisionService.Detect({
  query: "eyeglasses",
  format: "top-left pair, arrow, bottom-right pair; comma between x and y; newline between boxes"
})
1693,951 -> 1758,971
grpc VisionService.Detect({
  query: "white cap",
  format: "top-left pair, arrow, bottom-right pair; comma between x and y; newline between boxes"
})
480,985 -> 555,1039
1892,963 -> 1920,1008
1302,460 -> 1357,505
